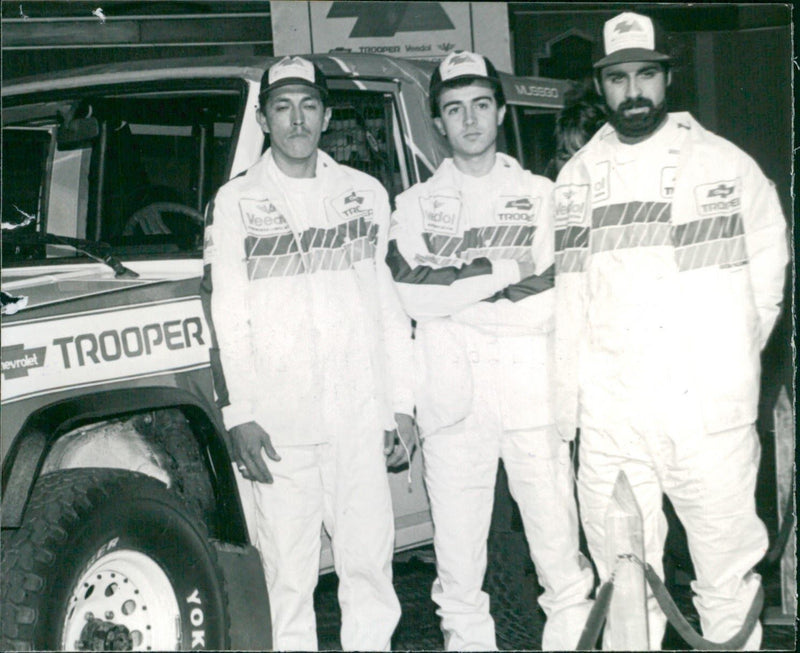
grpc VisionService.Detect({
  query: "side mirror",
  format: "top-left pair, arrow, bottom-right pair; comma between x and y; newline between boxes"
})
57,116 -> 99,149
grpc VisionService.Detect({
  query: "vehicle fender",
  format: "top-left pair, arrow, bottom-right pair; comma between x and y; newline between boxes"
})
1,387 -> 246,543
41,418 -> 172,485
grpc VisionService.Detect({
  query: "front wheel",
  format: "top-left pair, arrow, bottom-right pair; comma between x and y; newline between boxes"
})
1,469 -> 230,651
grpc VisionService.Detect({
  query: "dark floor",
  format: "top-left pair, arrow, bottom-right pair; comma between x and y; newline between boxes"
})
315,540 -> 796,651
315,425 -> 796,651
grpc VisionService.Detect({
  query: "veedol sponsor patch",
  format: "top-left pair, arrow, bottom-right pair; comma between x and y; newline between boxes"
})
554,184 -> 589,227
694,178 -> 741,216
592,161 -> 610,202
420,195 -> 461,235
494,196 -> 540,224
239,198 -> 291,236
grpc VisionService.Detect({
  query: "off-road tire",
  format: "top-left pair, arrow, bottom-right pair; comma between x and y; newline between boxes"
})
1,469 -> 230,651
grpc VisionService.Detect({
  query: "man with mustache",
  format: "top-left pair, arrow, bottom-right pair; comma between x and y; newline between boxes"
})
202,56 -> 415,650
553,11 -> 788,650
387,50 -> 594,650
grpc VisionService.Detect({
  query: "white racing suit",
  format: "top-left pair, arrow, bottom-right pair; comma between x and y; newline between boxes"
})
388,154 -> 594,651
554,113 -> 788,650
202,149 -> 413,650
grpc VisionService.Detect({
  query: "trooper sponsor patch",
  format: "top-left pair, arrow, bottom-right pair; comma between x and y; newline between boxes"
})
239,198 -> 291,236
330,189 -> 375,222
554,184 -> 589,227
420,195 -> 461,235
661,166 -> 676,198
694,178 -> 741,217
494,196 -> 540,224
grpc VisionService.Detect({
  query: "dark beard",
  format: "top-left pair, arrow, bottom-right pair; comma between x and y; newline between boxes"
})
608,97 -> 668,140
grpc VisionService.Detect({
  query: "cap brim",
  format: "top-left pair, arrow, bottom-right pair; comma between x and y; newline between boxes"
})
260,78 -> 327,98
432,74 -> 502,92
593,48 -> 671,69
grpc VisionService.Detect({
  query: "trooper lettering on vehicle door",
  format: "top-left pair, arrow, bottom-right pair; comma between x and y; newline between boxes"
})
0,298 -> 210,403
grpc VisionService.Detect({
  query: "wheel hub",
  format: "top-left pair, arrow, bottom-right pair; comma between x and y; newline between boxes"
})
78,615 -> 133,651
63,548 -> 182,651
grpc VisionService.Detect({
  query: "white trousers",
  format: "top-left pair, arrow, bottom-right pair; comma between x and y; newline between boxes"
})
578,422 -> 767,651
235,434 -> 400,651
422,359 -> 594,650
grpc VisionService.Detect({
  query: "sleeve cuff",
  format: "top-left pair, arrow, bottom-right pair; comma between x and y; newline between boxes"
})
221,403 -> 254,431
392,392 -> 415,419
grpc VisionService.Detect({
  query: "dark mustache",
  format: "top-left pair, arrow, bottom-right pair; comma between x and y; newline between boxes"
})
618,97 -> 655,112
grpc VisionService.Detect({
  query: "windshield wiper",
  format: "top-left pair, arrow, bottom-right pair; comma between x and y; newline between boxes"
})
3,231 -> 140,278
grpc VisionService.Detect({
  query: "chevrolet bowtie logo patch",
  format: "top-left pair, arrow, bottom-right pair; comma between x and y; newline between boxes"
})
448,52 -> 472,66
707,184 -> 735,199
2,344 -> 47,380
505,198 -> 533,210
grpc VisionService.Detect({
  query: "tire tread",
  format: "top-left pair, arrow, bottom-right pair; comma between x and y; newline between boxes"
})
1,469 -> 228,651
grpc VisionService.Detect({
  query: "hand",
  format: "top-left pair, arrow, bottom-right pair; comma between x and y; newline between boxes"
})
384,412 -> 418,469
228,421 -> 281,483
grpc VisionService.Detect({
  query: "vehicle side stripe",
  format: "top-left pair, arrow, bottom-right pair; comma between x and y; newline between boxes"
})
1,363 -> 211,405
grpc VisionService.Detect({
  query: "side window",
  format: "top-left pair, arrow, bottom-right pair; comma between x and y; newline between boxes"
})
503,105 -> 558,176
1,84 -> 244,266
2,128 -> 52,261
320,90 -> 405,200
94,91 -> 241,254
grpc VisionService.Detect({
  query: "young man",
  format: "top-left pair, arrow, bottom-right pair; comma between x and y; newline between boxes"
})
201,56 -> 415,651
387,50 -> 594,651
554,12 -> 789,650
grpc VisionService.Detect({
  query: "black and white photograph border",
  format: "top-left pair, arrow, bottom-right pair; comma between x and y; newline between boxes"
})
0,2 -> 795,651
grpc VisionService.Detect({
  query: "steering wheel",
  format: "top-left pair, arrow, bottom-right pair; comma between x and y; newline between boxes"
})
122,202 -> 204,237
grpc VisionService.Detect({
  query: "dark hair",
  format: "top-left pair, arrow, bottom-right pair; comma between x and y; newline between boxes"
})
555,85 -> 608,159
544,83 -> 608,180
430,77 -> 505,119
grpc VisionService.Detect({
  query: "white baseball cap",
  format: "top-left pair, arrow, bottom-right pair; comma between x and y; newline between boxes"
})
593,12 -> 671,69
429,50 -> 504,115
259,56 -> 328,100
